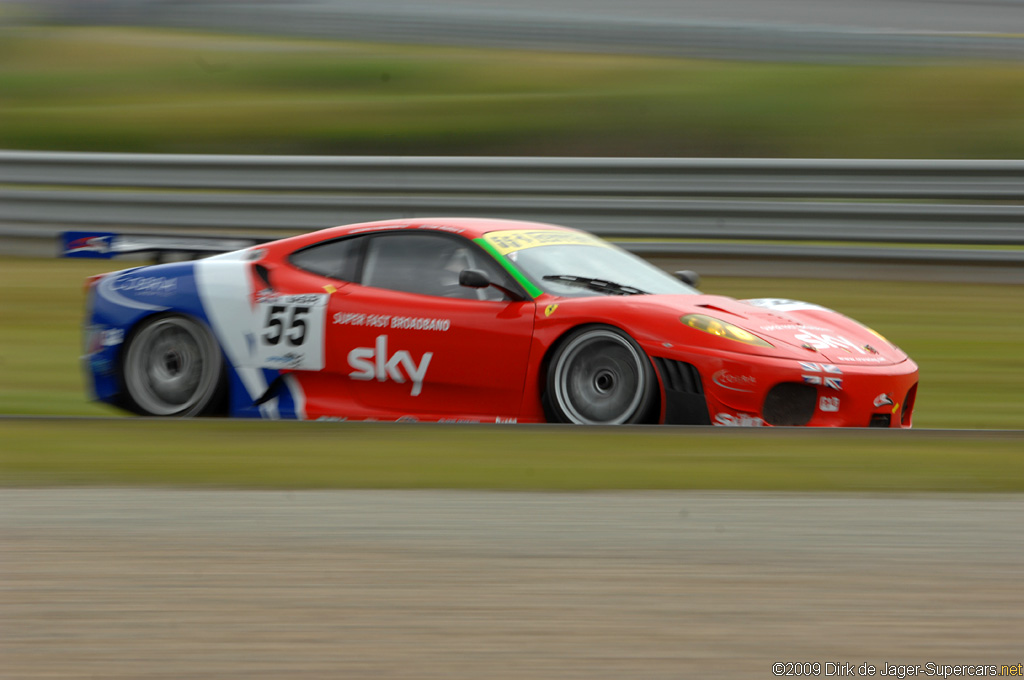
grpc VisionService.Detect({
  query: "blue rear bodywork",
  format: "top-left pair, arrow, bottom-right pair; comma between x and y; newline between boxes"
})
83,261 -> 300,418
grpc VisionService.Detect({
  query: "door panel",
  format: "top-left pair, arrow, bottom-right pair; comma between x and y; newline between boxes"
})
324,286 -> 534,419
267,229 -> 536,420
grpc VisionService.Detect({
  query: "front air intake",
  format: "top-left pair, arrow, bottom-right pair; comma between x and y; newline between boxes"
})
762,383 -> 817,426
869,414 -> 892,428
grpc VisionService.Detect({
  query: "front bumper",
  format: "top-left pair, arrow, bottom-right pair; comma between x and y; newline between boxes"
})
654,350 -> 919,428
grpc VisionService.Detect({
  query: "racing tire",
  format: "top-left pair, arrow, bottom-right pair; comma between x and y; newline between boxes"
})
545,325 -> 658,425
122,314 -> 225,417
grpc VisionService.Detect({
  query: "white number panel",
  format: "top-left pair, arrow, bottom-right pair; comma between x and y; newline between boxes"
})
253,293 -> 329,371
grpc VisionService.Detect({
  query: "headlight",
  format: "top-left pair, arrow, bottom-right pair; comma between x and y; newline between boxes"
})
680,314 -> 773,347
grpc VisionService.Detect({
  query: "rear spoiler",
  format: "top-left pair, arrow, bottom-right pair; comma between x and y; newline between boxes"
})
59,231 -> 268,262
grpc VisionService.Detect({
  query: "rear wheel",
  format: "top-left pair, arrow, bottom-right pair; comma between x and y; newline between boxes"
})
122,315 -> 224,416
545,325 -> 657,424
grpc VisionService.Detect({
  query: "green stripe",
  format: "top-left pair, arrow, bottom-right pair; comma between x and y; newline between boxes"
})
474,238 -> 544,299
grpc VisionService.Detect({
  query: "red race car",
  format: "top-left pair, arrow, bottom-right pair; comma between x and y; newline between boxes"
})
71,218 -> 918,426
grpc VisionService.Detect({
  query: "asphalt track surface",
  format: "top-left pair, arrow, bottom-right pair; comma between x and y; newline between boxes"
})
4,489 -> 1023,678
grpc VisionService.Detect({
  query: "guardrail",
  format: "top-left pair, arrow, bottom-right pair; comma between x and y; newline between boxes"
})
5,152 -> 1024,199
2,151 -> 1023,280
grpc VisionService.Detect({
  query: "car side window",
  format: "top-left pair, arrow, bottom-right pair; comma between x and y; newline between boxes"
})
289,237 -> 363,281
362,233 -> 516,301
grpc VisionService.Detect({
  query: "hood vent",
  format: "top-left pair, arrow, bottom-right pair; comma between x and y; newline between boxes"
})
696,303 -> 747,319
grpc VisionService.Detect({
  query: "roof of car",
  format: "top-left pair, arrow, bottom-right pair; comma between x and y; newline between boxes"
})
318,217 -> 577,241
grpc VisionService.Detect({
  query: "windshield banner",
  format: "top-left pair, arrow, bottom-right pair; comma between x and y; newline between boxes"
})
482,229 -> 611,256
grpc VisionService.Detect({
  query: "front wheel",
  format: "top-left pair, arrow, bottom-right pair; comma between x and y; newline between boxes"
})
122,314 -> 225,417
545,325 -> 657,424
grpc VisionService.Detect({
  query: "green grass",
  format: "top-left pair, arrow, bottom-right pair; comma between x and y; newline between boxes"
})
3,26 -> 1024,157
3,420 -> 1024,491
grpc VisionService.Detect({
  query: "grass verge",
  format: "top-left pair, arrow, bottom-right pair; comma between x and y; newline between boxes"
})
3,419 -> 1024,491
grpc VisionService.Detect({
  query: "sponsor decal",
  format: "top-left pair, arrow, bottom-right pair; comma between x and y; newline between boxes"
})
712,369 -> 757,393
416,224 -> 466,234
347,223 -> 465,236
323,284 -> 338,294
495,417 -> 517,424
800,363 -> 843,390
743,298 -> 831,313
65,234 -> 113,256
257,292 -> 326,307
332,312 -> 451,332
819,396 -> 841,412
333,312 -> 391,328
101,328 -> 125,347
482,229 -> 610,256
545,304 -> 559,317
439,418 -> 482,423
793,331 -> 867,355
113,275 -> 178,296
85,326 -> 125,353
395,415 -> 419,423
266,352 -> 305,369
714,413 -> 765,427
800,362 -> 843,389
799,362 -> 843,374
873,393 -> 901,414
802,375 -> 843,390
348,335 -> 432,396
834,356 -> 889,363
762,324 -> 830,332
97,274 -> 172,313
391,316 -> 451,332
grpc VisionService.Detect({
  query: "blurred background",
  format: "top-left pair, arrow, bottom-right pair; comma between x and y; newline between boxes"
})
3,0 -> 1024,156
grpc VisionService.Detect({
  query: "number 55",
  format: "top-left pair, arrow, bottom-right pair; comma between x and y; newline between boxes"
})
262,305 -> 310,346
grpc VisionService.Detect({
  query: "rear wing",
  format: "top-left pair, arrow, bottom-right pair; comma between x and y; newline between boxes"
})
59,231 -> 267,262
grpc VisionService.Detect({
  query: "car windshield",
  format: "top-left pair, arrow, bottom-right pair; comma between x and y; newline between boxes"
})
483,229 -> 699,297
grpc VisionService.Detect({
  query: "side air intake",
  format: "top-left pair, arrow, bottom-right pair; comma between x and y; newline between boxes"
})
652,357 -> 711,425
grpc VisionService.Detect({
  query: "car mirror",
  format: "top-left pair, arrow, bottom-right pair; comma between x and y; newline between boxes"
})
458,268 -> 526,302
674,270 -> 700,288
459,269 -> 491,288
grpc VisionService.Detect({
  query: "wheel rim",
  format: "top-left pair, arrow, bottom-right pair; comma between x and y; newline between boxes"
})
124,317 -> 219,416
552,328 -> 647,424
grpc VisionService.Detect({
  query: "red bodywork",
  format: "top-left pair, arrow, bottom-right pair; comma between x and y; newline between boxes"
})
238,218 -> 918,427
